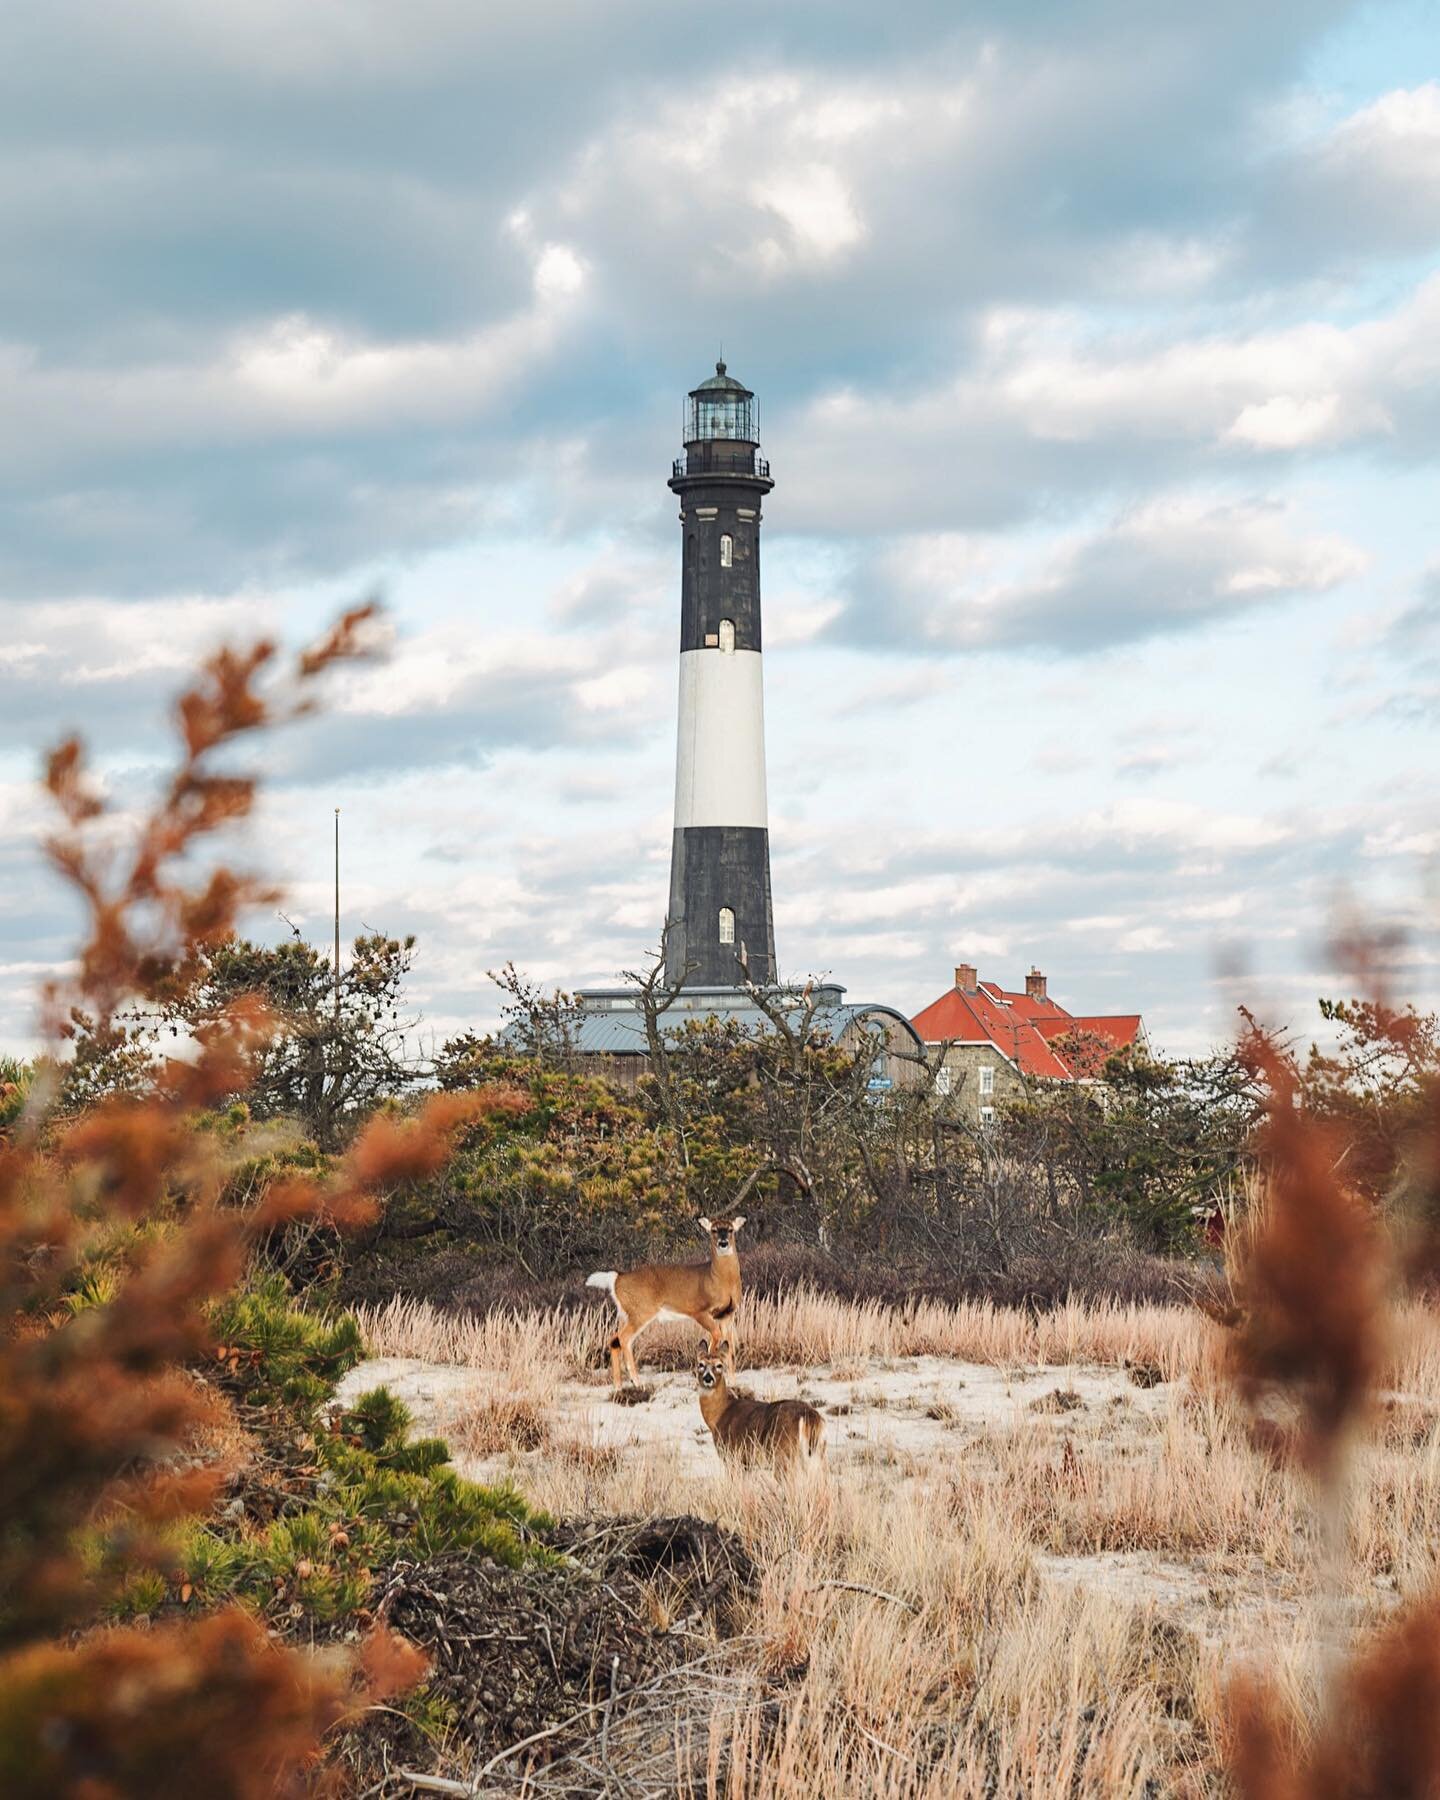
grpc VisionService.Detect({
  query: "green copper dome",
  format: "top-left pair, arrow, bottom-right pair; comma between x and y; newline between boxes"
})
690,359 -> 753,398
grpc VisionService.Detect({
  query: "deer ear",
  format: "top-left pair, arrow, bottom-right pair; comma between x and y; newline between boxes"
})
697,1216 -> 713,1233
731,1215 -> 746,1231
697,1338 -> 710,1355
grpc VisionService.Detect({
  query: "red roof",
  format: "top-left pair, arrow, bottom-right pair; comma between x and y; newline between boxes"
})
910,985 -> 1074,1079
1034,1014 -> 1143,1051
911,978 -> 1144,1082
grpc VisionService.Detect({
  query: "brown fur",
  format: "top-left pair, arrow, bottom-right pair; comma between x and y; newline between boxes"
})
589,1216 -> 745,1389
695,1349 -> 825,1470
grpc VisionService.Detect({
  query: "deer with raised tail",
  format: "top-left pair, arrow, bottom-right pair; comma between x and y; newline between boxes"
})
695,1345 -> 825,1470
587,1215 -> 744,1390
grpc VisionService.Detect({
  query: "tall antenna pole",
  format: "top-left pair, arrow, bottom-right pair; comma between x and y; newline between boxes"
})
333,807 -> 341,1022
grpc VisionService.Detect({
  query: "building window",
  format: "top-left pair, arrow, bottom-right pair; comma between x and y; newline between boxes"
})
979,1106 -> 995,1128
720,533 -> 733,568
718,618 -> 735,653
979,1065 -> 995,1096
935,1067 -> 952,1097
718,907 -> 735,944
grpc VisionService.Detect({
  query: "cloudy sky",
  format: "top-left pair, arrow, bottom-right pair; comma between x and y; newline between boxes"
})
3,0 -> 1439,1058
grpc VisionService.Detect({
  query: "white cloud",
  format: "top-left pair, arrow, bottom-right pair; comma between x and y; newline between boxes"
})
0,235 -> 586,474
5,7 -> 1440,1059
749,164 -> 866,271
836,494 -> 1364,654
1225,393 -> 1343,450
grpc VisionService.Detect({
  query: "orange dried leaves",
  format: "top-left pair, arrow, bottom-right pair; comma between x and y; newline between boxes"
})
1231,1590 -> 1440,1800
0,607 -> 419,1792
1229,1023 -> 1388,1475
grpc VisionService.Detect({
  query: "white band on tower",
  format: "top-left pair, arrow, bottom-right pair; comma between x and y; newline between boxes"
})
673,648 -> 768,830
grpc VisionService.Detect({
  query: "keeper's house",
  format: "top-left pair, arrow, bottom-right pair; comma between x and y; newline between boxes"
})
911,964 -> 1147,1126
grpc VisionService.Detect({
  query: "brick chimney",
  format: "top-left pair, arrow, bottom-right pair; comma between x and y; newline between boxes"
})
1026,967 -> 1047,1000
954,962 -> 978,992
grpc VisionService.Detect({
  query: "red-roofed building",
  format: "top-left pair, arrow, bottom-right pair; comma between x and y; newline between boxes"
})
911,964 -> 1148,1123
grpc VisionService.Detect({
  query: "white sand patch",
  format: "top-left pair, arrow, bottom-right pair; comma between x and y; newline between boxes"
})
334,1351 -> 1170,1482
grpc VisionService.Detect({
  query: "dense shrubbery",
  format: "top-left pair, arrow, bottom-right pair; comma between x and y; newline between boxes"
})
31,905 -> 1440,1304
116,1276 -> 548,1631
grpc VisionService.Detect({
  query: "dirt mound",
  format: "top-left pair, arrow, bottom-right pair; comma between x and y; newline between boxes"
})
351,1515 -> 753,1785
548,1514 -> 756,1620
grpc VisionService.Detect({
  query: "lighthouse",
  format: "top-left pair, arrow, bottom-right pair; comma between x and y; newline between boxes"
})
559,361 -> 924,1083
663,361 -> 777,988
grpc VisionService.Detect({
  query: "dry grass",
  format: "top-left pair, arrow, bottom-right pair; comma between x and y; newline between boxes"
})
349,1288 -> 1440,1796
356,1284 -> 1210,1381
444,1392 -> 553,1457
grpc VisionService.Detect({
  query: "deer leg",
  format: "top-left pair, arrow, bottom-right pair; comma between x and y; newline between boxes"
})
694,1311 -> 726,1367
710,1298 -> 738,1371
613,1321 -> 640,1387
625,1325 -> 643,1385
616,1311 -> 656,1386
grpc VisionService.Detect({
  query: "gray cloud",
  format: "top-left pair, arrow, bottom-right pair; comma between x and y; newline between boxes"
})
0,0 -> 1405,600
828,497 -> 1363,655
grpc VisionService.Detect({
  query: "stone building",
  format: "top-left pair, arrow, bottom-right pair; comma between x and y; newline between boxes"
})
910,964 -> 1147,1126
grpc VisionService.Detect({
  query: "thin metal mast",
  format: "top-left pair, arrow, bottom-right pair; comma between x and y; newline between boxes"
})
333,808 -> 341,1021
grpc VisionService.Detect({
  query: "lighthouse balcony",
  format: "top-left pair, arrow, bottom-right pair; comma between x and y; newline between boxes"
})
672,446 -> 771,482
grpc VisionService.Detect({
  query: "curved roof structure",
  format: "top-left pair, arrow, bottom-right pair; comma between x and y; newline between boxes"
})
565,984 -> 922,1057
690,359 -> 752,397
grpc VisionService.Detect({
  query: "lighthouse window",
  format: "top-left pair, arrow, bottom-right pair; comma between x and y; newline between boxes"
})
718,907 -> 735,944
718,618 -> 735,654
719,533 -> 733,568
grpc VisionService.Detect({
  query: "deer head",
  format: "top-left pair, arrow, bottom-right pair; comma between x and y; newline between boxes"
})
696,1343 -> 725,1390
698,1215 -> 746,1254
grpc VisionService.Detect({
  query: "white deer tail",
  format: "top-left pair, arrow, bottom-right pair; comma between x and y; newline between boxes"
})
586,1271 -> 618,1297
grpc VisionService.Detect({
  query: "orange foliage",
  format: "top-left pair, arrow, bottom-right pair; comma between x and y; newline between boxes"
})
1231,1590 -> 1440,1800
345,1086 -> 530,1192
1226,1009 -> 1440,1797
1230,1017 -> 1389,1477
0,1609 -> 421,1800
0,606 -> 436,1793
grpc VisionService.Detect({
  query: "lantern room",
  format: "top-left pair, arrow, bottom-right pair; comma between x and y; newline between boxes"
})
684,361 -> 757,444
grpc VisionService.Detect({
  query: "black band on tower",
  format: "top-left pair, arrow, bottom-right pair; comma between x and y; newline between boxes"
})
678,495 -> 763,653
665,827 -> 775,987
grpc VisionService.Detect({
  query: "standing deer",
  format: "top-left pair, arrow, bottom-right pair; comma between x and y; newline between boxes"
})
694,1345 -> 825,1470
587,1215 -> 744,1390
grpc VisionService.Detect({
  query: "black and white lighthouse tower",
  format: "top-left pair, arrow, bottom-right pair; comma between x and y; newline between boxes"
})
664,362 -> 777,988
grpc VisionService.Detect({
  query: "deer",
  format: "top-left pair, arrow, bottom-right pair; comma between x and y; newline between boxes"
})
587,1215 -> 745,1390
694,1345 -> 825,1470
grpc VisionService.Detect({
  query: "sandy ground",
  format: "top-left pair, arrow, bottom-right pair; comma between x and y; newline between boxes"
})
335,1352 -> 1172,1481
334,1351 -> 1407,1650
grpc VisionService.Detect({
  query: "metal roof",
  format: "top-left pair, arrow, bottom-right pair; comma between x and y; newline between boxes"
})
690,359 -> 752,397
559,987 -> 921,1057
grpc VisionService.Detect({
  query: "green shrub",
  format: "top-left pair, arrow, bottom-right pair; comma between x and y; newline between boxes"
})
109,1275 -> 553,1627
